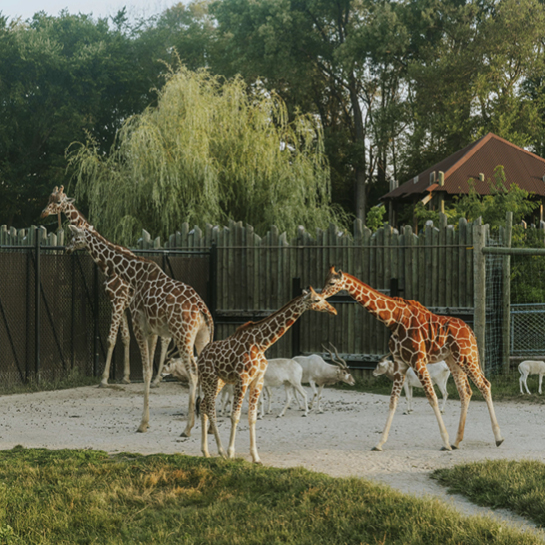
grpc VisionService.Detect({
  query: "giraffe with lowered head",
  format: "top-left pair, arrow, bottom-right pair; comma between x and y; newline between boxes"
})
65,223 -> 213,436
320,266 -> 503,451
198,287 -> 337,464
41,186 -> 171,388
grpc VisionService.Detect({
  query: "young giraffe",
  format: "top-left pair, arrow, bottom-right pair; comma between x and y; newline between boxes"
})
66,224 -> 213,436
198,287 -> 337,464
320,266 -> 504,451
41,186 -> 171,388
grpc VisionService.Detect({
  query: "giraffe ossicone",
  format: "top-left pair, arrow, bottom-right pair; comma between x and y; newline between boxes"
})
321,266 -> 504,452
197,286 -> 337,464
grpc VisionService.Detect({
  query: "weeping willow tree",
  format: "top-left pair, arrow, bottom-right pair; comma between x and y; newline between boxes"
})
68,66 -> 344,244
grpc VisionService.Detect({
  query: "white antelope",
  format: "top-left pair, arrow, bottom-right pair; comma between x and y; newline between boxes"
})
518,360 -> 545,394
293,343 -> 355,413
373,357 -> 450,414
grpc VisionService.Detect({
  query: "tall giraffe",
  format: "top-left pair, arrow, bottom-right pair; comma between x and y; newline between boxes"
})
198,287 -> 337,463
65,224 -> 213,436
320,266 -> 503,451
41,186 -> 170,388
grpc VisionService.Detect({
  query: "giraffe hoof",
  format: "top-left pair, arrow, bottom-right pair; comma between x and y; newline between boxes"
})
122,379 -> 131,385
496,439 -> 504,447
150,382 -> 160,389
179,431 -> 191,438
371,446 -> 382,452
451,444 -> 458,450
440,446 -> 452,451
98,383 -> 109,388
137,425 -> 148,433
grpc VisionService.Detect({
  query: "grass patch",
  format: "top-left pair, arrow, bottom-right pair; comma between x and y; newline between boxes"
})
0,448 -> 542,544
433,460 -> 545,528
339,372 -> 545,404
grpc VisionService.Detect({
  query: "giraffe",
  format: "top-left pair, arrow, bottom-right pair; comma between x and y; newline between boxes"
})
320,266 -> 504,451
41,186 -> 171,388
198,287 -> 337,464
65,224 -> 213,436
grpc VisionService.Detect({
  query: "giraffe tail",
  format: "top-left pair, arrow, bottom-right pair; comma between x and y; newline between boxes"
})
195,396 -> 201,418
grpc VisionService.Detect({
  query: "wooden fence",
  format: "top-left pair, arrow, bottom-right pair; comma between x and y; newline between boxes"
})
1,216 -> 486,371
140,216 -> 479,366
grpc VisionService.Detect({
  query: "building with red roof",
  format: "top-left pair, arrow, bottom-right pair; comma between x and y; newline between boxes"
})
381,133 -> 545,227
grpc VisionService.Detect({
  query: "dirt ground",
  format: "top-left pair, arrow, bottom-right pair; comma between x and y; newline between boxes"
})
1,381 -> 544,536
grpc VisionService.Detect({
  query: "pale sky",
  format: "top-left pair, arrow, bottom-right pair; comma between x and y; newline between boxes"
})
1,0 -> 181,22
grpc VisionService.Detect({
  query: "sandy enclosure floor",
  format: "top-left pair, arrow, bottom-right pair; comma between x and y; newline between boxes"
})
1,382 -> 544,536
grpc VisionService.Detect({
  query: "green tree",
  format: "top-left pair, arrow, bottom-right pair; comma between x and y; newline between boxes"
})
211,0 -> 412,223
0,11 -> 159,226
402,0 -> 545,179
69,66 -> 344,244
449,166 -> 539,229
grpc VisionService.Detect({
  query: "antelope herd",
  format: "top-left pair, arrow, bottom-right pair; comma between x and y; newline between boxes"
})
39,187 -> 508,461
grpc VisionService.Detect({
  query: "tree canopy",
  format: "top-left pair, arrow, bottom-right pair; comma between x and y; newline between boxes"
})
69,66 -> 343,243
3,0 -> 545,230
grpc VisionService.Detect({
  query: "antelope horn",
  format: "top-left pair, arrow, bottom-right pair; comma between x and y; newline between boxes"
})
322,343 -> 347,369
322,343 -> 334,361
328,341 -> 349,369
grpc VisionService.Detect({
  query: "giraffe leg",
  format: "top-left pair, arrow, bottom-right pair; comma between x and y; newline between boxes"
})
247,378 -> 264,463
151,337 -> 171,388
373,374 -> 405,451
413,363 -> 452,450
200,378 -> 226,458
465,363 -> 504,447
120,312 -> 131,384
449,367 -> 472,449
133,324 -> 152,433
227,381 -> 249,459
100,307 -> 125,387
177,347 -> 198,438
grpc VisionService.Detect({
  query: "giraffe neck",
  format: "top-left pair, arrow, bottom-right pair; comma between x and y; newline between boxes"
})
83,229 -> 152,285
62,201 -> 89,227
343,274 -> 401,328
242,295 -> 308,350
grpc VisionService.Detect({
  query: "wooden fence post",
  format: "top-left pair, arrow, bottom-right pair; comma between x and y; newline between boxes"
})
502,212 -> 513,373
473,218 -> 486,371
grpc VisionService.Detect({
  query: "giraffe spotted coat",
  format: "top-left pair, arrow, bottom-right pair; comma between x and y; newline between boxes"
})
320,266 -> 503,451
198,287 -> 337,463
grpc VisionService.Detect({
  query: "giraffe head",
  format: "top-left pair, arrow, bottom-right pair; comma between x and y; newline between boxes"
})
65,224 -> 90,254
320,266 -> 346,299
303,286 -> 337,315
41,186 -> 74,219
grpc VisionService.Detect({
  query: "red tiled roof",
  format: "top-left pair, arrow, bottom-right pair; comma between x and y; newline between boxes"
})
382,133 -> 545,200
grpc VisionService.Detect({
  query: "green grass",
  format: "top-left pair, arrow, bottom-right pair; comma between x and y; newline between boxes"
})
340,372 -> 545,404
0,448 -> 542,545
433,460 -> 545,528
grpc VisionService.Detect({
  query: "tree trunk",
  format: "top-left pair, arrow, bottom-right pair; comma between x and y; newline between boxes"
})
349,78 -> 366,224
